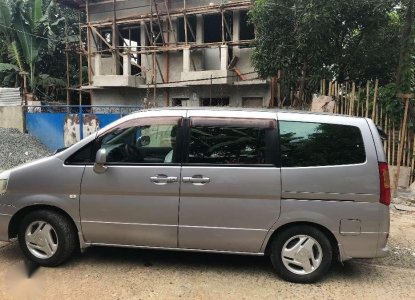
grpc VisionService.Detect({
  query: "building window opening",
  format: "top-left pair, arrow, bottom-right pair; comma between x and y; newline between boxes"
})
177,16 -> 197,43
98,28 -> 112,52
201,97 -> 230,106
145,23 -> 164,46
204,14 -> 221,43
119,25 -> 142,75
240,11 -> 255,41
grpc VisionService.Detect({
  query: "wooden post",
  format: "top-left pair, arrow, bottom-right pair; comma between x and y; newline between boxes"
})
277,70 -> 281,107
371,79 -> 379,120
349,82 -> 356,116
387,116 -> 391,164
365,80 -> 370,118
411,135 -> 415,184
392,121 -> 396,165
65,21 -> 70,105
78,13 -> 83,106
393,94 -> 412,195
335,82 -> 340,113
403,128 -> 408,166
356,86 -> 361,117
384,115 -> 388,153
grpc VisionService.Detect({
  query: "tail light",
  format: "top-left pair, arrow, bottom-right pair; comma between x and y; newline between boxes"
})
378,162 -> 391,206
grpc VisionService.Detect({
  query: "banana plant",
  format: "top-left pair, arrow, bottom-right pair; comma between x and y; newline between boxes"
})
0,0 -> 63,89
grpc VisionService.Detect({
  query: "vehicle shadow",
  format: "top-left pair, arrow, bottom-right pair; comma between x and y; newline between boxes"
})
1,242 -> 384,283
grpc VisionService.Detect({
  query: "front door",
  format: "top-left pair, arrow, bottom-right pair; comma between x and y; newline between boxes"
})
178,114 -> 281,253
80,113 -> 184,248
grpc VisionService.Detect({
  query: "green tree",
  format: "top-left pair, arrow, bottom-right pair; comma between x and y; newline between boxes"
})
250,0 -> 399,105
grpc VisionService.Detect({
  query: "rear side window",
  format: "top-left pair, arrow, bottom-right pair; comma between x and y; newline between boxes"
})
279,121 -> 366,167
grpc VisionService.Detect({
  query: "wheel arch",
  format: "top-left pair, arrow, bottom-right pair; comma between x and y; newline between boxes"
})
264,221 -> 339,260
8,204 -> 79,241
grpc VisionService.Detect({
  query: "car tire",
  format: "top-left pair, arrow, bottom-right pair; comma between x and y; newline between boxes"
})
270,225 -> 333,283
18,210 -> 77,267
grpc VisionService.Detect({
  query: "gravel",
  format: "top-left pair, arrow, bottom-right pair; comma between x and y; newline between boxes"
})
0,128 -> 51,171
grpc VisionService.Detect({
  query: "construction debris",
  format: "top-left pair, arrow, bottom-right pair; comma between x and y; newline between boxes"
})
310,95 -> 335,113
394,204 -> 415,212
0,128 -> 51,171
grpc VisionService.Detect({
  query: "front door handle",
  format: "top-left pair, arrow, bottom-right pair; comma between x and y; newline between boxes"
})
150,175 -> 178,185
182,176 -> 210,185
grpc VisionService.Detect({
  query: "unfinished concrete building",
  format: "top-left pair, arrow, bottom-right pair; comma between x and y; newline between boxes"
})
59,0 -> 272,107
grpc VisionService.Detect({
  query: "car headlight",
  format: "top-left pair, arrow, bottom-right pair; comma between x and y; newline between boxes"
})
0,179 -> 7,195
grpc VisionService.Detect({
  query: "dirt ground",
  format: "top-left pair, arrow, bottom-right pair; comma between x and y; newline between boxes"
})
0,210 -> 414,300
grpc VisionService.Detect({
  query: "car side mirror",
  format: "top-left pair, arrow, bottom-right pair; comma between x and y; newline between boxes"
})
94,148 -> 108,174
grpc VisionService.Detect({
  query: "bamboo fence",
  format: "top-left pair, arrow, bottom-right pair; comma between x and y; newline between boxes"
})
319,79 -> 414,190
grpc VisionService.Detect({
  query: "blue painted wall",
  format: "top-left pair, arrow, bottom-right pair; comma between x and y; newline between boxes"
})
26,107 -> 138,151
26,113 -> 66,151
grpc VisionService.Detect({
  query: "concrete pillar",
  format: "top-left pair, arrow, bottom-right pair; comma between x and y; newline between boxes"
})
123,53 -> 131,76
220,45 -> 228,71
183,47 -> 191,72
140,21 -> 148,80
232,11 -> 240,57
232,11 -> 240,42
196,14 -> 204,44
94,53 -> 102,76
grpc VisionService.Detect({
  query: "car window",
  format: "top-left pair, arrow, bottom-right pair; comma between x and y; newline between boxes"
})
187,119 -> 276,165
279,121 -> 366,167
65,142 -> 94,164
97,119 -> 180,164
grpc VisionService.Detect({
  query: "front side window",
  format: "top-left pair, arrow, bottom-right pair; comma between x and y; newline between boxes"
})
279,121 -> 366,167
187,118 -> 276,165
97,118 -> 180,164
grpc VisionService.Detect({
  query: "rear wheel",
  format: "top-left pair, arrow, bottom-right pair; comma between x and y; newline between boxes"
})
18,210 -> 77,267
270,226 -> 333,283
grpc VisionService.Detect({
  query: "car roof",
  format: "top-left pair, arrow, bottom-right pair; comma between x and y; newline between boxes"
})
129,107 -> 364,119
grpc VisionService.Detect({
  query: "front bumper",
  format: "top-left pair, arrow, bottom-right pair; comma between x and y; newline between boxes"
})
0,213 -> 11,241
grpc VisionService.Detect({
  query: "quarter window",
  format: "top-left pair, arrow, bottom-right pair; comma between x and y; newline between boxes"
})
279,121 -> 366,167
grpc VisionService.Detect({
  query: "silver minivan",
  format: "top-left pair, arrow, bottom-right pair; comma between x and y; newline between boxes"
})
0,108 -> 390,283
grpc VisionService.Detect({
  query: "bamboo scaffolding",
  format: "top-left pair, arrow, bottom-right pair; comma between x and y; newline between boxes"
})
81,1 -> 252,28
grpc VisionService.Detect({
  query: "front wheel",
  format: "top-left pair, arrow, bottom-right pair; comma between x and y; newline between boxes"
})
270,226 -> 333,283
18,210 -> 77,267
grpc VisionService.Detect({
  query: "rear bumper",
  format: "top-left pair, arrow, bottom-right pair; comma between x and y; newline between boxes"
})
0,213 -> 11,241
338,232 -> 389,261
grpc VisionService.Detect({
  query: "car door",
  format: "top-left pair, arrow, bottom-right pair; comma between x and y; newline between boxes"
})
80,111 -> 185,248
178,111 -> 281,253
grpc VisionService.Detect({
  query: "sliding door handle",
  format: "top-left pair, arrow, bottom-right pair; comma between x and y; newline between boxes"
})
150,175 -> 178,185
182,176 -> 210,185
